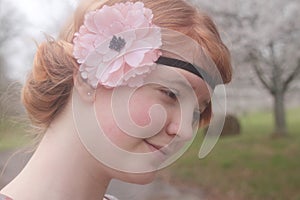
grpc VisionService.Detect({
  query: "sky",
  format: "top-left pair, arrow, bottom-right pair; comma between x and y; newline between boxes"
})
10,0 -> 78,33
6,0 -> 78,80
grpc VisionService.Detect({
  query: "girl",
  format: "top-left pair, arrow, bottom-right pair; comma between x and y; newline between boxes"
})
1,0 -> 232,199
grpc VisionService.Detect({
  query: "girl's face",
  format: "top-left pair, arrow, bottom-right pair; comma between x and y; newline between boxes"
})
93,66 -> 211,176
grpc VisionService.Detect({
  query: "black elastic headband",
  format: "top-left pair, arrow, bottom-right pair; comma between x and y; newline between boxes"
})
155,56 -> 216,89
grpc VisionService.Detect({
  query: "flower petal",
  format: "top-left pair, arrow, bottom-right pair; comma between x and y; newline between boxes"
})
73,2 -> 162,88
85,51 -> 102,67
108,57 -> 124,73
124,50 -> 148,67
85,11 -> 98,33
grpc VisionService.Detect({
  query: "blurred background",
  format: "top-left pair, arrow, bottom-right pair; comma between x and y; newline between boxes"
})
0,0 -> 299,199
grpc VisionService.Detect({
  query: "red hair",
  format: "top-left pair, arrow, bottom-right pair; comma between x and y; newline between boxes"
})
22,0 -> 232,131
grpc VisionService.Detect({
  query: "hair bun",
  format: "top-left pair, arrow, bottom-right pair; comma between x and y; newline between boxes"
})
32,42 -> 49,82
22,39 -> 76,131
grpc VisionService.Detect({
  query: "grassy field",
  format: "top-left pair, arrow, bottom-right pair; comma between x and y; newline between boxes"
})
0,119 -> 30,151
167,107 -> 300,200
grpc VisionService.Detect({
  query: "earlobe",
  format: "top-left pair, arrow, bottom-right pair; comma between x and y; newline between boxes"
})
73,72 -> 96,103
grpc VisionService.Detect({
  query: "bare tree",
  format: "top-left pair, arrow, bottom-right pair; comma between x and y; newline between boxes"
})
191,0 -> 300,136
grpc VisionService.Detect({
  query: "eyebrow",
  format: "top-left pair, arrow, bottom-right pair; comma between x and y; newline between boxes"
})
166,79 -> 209,95
168,79 -> 194,90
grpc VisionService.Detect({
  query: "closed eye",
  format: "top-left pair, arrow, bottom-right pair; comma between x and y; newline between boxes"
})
160,88 -> 179,101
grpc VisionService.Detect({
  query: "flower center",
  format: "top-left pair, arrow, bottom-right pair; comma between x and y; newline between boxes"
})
109,35 -> 126,52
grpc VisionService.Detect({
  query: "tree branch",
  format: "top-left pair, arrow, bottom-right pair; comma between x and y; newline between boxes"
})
283,58 -> 300,92
248,51 -> 274,93
252,63 -> 274,94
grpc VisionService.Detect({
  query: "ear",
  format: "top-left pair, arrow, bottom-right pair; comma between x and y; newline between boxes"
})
73,72 -> 96,103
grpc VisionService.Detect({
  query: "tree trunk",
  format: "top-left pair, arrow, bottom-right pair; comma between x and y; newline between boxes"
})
273,90 -> 287,136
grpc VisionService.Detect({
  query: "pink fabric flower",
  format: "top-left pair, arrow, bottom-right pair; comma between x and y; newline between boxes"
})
73,2 -> 162,88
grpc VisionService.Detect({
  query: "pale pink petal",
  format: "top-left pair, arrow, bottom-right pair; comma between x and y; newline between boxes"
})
85,51 -> 102,67
94,7 -> 123,32
118,3 -> 130,17
101,63 -> 125,87
73,2 -> 162,88
94,34 -> 107,47
105,21 -> 124,36
126,10 -> 145,28
84,11 -> 98,33
140,28 -> 162,47
144,9 -> 153,21
108,57 -> 124,73
140,49 -> 162,66
134,28 -> 150,40
124,50 -> 147,67
132,2 -> 145,10
96,62 -> 108,80
128,40 -> 151,51
80,64 -> 96,73
95,39 -> 111,54
121,31 -> 136,48
102,50 -> 119,62
79,33 -> 98,49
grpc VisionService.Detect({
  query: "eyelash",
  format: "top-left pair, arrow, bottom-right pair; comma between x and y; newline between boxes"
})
159,88 -> 206,126
160,88 -> 178,101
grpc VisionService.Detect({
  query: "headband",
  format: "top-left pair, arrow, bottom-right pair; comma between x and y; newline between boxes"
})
155,56 -> 216,89
73,2 -> 215,89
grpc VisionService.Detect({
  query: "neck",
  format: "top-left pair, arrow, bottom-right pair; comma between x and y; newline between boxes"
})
1,102 -> 111,200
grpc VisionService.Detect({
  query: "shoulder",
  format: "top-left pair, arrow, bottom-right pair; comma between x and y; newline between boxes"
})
0,193 -> 119,200
0,193 -> 13,200
104,194 -> 119,200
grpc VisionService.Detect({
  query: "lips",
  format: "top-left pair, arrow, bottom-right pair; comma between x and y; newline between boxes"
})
144,140 -> 174,156
144,140 -> 165,153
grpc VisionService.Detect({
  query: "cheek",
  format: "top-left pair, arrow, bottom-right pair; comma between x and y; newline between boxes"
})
94,92 -> 129,145
129,94 -> 153,127
93,90 -> 147,149
94,100 -> 137,151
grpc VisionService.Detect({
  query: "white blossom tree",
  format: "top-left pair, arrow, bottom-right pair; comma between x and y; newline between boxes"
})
191,0 -> 300,136
0,0 -> 75,120
0,0 -> 24,119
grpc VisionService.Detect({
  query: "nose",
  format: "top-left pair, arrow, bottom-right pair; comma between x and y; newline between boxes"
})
166,112 -> 195,142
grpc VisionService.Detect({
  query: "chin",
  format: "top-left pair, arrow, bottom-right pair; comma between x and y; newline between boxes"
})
116,170 -> 158,185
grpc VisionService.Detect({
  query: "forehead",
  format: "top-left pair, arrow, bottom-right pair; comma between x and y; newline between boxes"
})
172,68 -> 212,105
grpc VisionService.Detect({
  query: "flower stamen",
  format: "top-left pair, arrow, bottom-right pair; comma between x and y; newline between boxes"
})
109,35 -> 126,52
